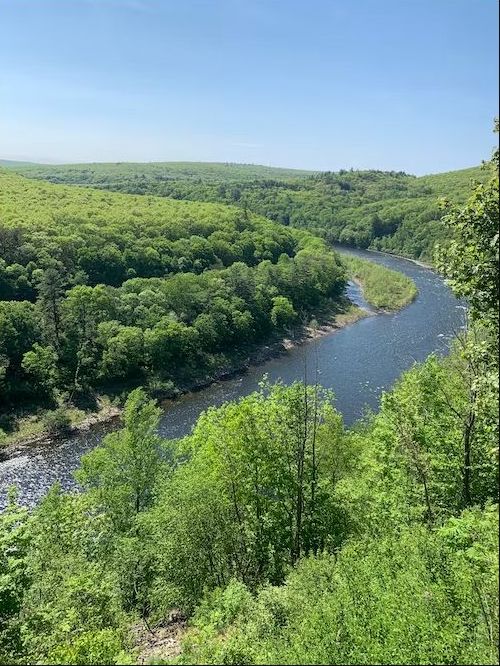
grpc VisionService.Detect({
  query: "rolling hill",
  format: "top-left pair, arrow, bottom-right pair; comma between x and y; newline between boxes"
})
7,160 -> 488,261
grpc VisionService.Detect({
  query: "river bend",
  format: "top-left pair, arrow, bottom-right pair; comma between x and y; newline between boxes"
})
0,247 -> 465,508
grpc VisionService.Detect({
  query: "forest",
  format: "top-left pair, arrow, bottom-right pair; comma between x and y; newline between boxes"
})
0,169 -> 351,436
8,160 -> 487,262
0,138 -> 497,664
0,167 -> 417,445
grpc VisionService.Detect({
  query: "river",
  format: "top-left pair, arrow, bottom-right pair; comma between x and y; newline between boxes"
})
0,247 -> 465,509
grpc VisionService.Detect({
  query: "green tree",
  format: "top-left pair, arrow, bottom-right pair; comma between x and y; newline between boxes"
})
434,126 -> 499,505
145,382 -> 352,609
270,295 -> 297,330
0,490 -> 29,663
20,486 -> 126,665
0,301 -> 41,399
34,265 -> 66,349
62,284 -> 116,390
179,506 -> 499,666
77,388 -> 162,529
21,343 -> 59,398
436,141 -> 499,331
144,320 -> 199,376
98,323 -> 144,381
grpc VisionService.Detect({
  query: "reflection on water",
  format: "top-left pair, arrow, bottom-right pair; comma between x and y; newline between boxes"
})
0,247 -> 465,509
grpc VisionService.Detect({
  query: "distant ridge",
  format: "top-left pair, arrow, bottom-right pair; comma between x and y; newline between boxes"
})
1,159 -> 315,180
0,158 -> 41,167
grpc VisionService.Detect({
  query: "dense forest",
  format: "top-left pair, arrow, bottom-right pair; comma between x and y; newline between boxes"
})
0,169 -> 353,436
9,161 -> 487,261
0,138 -> 497,664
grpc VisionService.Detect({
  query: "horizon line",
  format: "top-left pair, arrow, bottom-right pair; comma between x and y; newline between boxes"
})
0,156 -> 483,178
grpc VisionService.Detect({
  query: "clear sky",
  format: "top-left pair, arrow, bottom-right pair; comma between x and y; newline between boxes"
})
0,0 -> 498,173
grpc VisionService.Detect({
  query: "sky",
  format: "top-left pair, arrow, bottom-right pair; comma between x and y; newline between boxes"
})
0,0 -> 498,174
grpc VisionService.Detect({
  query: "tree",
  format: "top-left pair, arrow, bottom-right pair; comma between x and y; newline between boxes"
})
436,123 -> 499,332
22,343 -> 59,398
435,124 -> 499,506
0,490 -> 29,663
19,486 -> 126,665
144,321 -> 199,377
76,388 -> 162,529
146,382 -> 352,608
270,295 -> 297,331
98,324 -> 144,381
178,507 -> 499,666
34,265 -> 66,349
61,284 -> 116,390
0,301 -> 41,399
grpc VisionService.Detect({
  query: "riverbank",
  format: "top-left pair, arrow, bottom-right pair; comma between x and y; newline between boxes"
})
371,249 -> 433,270
0,251 -> 419,457
1,302 -> 369,458
1,402 -> 123,458
0,245 -> 463,508
336,243 -> 434,271
1,251 -> 420,457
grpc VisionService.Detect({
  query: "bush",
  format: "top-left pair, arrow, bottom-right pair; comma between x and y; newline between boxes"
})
146,377 -> 177,399
42,407 -> 72,436
179,508 -> 499,665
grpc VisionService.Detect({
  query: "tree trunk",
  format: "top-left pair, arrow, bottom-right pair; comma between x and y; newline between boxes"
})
462,408 -> 476,507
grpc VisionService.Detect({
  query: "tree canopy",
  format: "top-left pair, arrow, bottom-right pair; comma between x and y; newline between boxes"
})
8,161 -> 487,262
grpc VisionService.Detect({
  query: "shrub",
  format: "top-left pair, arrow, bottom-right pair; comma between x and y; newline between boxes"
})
42,407 -> 72,436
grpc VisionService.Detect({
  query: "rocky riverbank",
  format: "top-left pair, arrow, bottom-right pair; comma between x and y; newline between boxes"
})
1,304 -> 369,459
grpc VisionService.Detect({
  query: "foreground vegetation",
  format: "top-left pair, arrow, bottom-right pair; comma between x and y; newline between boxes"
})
10,161 -> 487,262
0,138 -> 497,664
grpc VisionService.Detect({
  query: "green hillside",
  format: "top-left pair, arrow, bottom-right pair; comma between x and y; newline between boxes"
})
11,161 -> 487,261
0,167 -> 319,295
9,160 -> 315,184
0,168 -> 346,416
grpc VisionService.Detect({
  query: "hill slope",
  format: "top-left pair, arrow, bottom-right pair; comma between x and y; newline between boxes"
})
0,168 -> 346,417
6,160 -> 315,184
0,167 -> 309,295
10,161 -> 487,261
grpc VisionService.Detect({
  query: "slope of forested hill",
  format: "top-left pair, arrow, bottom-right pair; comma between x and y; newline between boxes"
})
0,168 -> 307,296
0,168 -> 346,415
9,161 -> 486,261
8,160 -> 314,185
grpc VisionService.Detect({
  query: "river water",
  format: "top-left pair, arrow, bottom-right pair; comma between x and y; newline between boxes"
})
0,247 -> 465,509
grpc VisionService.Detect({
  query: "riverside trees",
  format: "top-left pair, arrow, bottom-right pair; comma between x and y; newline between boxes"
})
173,140 -> 498,664
0,348 -> 497,663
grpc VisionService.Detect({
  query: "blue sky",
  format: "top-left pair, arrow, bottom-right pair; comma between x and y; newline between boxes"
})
0,0 -> 498,173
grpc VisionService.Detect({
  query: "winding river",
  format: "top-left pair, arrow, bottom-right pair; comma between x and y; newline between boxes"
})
0,247 -> 465,509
